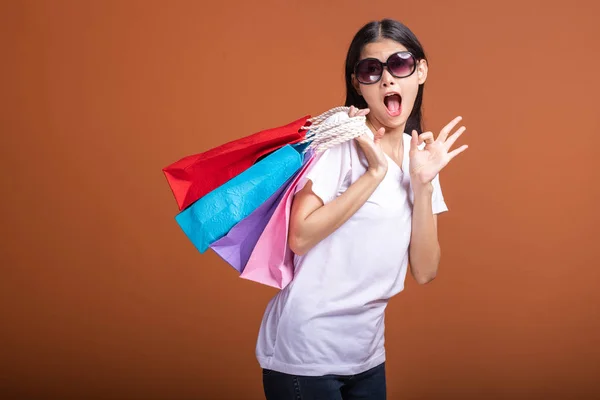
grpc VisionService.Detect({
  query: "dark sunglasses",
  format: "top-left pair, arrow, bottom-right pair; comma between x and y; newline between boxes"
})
354,51 -> 417,85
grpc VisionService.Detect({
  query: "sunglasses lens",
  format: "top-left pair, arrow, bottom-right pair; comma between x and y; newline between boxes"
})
355,59 -> 383,84
388,52 -> 415,77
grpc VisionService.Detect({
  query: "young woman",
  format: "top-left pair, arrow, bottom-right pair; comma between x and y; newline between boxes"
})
255,19 -> 468,400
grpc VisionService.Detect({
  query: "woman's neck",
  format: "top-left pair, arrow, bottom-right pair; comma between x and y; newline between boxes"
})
366,115 -> 405,152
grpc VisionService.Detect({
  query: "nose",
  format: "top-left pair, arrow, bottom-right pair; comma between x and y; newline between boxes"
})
381,67 -> 395,86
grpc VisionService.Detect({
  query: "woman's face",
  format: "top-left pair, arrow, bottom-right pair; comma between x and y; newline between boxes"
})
352,38 -> 428,131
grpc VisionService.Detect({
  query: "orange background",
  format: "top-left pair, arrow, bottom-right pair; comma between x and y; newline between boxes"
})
2,0 -> 599,399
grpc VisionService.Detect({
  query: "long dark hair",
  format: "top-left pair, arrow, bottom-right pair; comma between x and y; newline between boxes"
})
344,19 -> 427,134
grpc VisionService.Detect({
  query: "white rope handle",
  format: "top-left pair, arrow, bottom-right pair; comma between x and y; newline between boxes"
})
298,106 -> 371,154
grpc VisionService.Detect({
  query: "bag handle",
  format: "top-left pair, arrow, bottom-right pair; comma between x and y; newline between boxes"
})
298,106 -> 371,154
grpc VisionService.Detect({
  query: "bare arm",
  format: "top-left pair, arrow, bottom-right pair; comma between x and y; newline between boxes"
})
289,106 -> 388,256
408,182 -> 440,284
406,116 -> 469,284
289,170 -> 384,256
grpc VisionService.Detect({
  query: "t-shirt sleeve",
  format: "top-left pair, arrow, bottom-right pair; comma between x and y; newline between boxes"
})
295,112 -> 352,204
303,143 -> 351,204
431,173 -> 448,214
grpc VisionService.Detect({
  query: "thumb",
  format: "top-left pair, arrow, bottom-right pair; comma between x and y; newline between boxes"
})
373,127 -> 385,144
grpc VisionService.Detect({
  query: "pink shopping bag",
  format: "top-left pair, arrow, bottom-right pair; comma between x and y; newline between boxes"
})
240,152 -> 321,289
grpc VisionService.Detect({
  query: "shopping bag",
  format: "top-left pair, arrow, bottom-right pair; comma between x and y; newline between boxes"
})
239,152 -> 321,289
163,115 -> 310,211
175,143 -> 306,254
209,147 -> 314,272
168,106 -> 373,288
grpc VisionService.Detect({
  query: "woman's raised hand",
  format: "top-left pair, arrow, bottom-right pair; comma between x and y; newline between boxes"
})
348,106 -> 388,179
409,116 -> 468,185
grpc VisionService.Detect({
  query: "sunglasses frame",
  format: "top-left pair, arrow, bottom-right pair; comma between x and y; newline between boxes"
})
353,51 -> 418,85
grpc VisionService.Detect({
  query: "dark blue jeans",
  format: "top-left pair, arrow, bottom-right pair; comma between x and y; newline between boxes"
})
262,362 -> 386,400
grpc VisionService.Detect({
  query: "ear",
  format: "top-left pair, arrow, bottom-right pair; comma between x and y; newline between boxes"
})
417,59 -> 428,85
351,74 -> 362,96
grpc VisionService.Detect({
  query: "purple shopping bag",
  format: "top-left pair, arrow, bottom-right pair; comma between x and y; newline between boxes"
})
209,148 -> 314,272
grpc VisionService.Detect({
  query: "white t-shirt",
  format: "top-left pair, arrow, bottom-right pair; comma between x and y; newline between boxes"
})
255,112 -> 448,376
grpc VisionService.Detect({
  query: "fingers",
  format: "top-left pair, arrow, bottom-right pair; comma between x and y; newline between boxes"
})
348,106 -> 359,118
448,144 -> 469,160
356,127 -> 384,145
418,131 -> 434,146
438,116 -> 463,142
373,127 -> 385,144
348,105 -> 370,118
354,132 -> 373,145
444,126 -> 466,150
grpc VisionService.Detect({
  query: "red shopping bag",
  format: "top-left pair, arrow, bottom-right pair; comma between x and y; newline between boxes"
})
163,115 -> 311,211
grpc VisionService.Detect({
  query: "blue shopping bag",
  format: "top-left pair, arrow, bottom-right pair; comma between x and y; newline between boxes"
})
175,143 -> 308,254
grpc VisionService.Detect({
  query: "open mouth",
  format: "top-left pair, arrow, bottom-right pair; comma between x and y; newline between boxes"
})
384,93 -> 402,117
